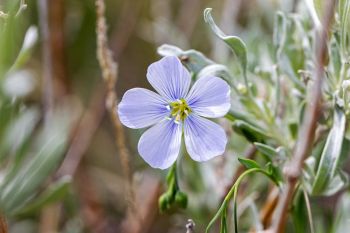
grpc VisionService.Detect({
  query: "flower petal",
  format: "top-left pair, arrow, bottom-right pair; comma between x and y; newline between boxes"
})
138,119 -> 182,169
118,88 -> 169,129
184,114 -> 227,162
147,56 -> 191,101
186,76 -> 231,118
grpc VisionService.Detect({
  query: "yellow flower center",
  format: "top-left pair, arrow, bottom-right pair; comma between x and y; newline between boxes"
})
169,99 -> 192,122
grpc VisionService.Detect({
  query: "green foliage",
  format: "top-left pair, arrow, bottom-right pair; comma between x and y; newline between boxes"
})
312,107 -> 347,195
156,1 -> 350,232
0,2 -> 73,218
204,8 -> 248,87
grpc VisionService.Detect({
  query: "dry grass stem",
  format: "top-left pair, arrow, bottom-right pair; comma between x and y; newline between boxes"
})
95,0 -> 135,217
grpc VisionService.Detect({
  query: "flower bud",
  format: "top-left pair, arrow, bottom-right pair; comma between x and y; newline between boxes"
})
175,191 -> 188,209
159,193 -> 169,213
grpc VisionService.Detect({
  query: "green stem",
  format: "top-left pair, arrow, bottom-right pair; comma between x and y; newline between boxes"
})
206,168 -> 272,233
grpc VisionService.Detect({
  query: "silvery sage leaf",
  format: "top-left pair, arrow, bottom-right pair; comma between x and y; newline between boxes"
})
320,170 -> 348,196
339,0 -> 350,59
10,26 -> 38,70
232,120 -> 270,143
157,44 -> 214,74
203,8 -> 248,84
13,176 -> 72,216
333,192 -> 350,233
273,12 -> 287,60
197,64 -> 235,86
254,142 -> 277,162
0,107 -> 72,215
312,107 -> 346,195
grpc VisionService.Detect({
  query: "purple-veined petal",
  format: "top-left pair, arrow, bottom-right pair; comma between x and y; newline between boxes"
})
138,119 -> 182,169
118,88 -> 169,129
147,56 -> 191,101
184,114 -> 227,162
186,76 -> 230,118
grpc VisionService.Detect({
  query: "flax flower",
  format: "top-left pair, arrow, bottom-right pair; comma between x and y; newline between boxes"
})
118,56 -> 231,169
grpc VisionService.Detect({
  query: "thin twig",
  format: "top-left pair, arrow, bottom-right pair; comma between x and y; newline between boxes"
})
270,1 -> 336,232
49,0 -> 69,97
0,215 -> 7,233
95,0 -> 135,214
258,187 -> 279,230
37,0 -> 54,123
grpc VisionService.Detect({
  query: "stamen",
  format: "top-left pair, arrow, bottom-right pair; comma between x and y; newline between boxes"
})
168,98 -> 192,122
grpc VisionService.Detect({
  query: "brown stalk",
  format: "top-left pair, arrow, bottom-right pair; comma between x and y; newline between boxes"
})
270,1 -> 336,232
37,0 -> 54,123
0,216 -> 7,233
95,0 -> 135,215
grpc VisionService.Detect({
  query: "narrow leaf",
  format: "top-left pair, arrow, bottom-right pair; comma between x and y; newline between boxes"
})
197,64 -> 235,86
203,8 -> 248,85
14,176 -> 72,216
254,143 -> 277,162
312,107 -> 346,195
232,120 -> 270,143
157,44 -> 214,74
238,157 -> 261,169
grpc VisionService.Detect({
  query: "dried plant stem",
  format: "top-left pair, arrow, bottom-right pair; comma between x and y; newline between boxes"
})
37,0 -> 54,123
0,215 -> 7,233
259,187 -> 279,229
95,0 -> 135,212
270,1 -> 336,232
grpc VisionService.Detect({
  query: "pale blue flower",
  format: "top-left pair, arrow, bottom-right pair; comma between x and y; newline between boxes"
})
118,56 -> 231,169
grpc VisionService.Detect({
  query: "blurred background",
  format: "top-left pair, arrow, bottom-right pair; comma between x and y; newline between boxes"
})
0,0 -> 308,233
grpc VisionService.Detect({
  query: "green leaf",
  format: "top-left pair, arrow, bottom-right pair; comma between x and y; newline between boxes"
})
238,157 -> 261,169
339,0 -> 350,59
273,12 -> 287,60
232,120 -> 270,143
332,191 -> 350,233
0,111 -> 71,215
266,162 -> 284,185
320,170 -> 348,196
0,0 -> 26,76
14,176 -> 72,216
313,0 -> 324,24
225,110 -> 259,127
203,8 -> 248,85
0,107 -> 39,161
254,142 -> 277,162
312,107 -> 347,195
157,44 -> 214,74
10,26 -> 38,71
291,189 -> 309,233
197,64 -> 235,87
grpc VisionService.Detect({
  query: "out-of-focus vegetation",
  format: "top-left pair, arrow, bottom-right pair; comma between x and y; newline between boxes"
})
0,0 -> 350,233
